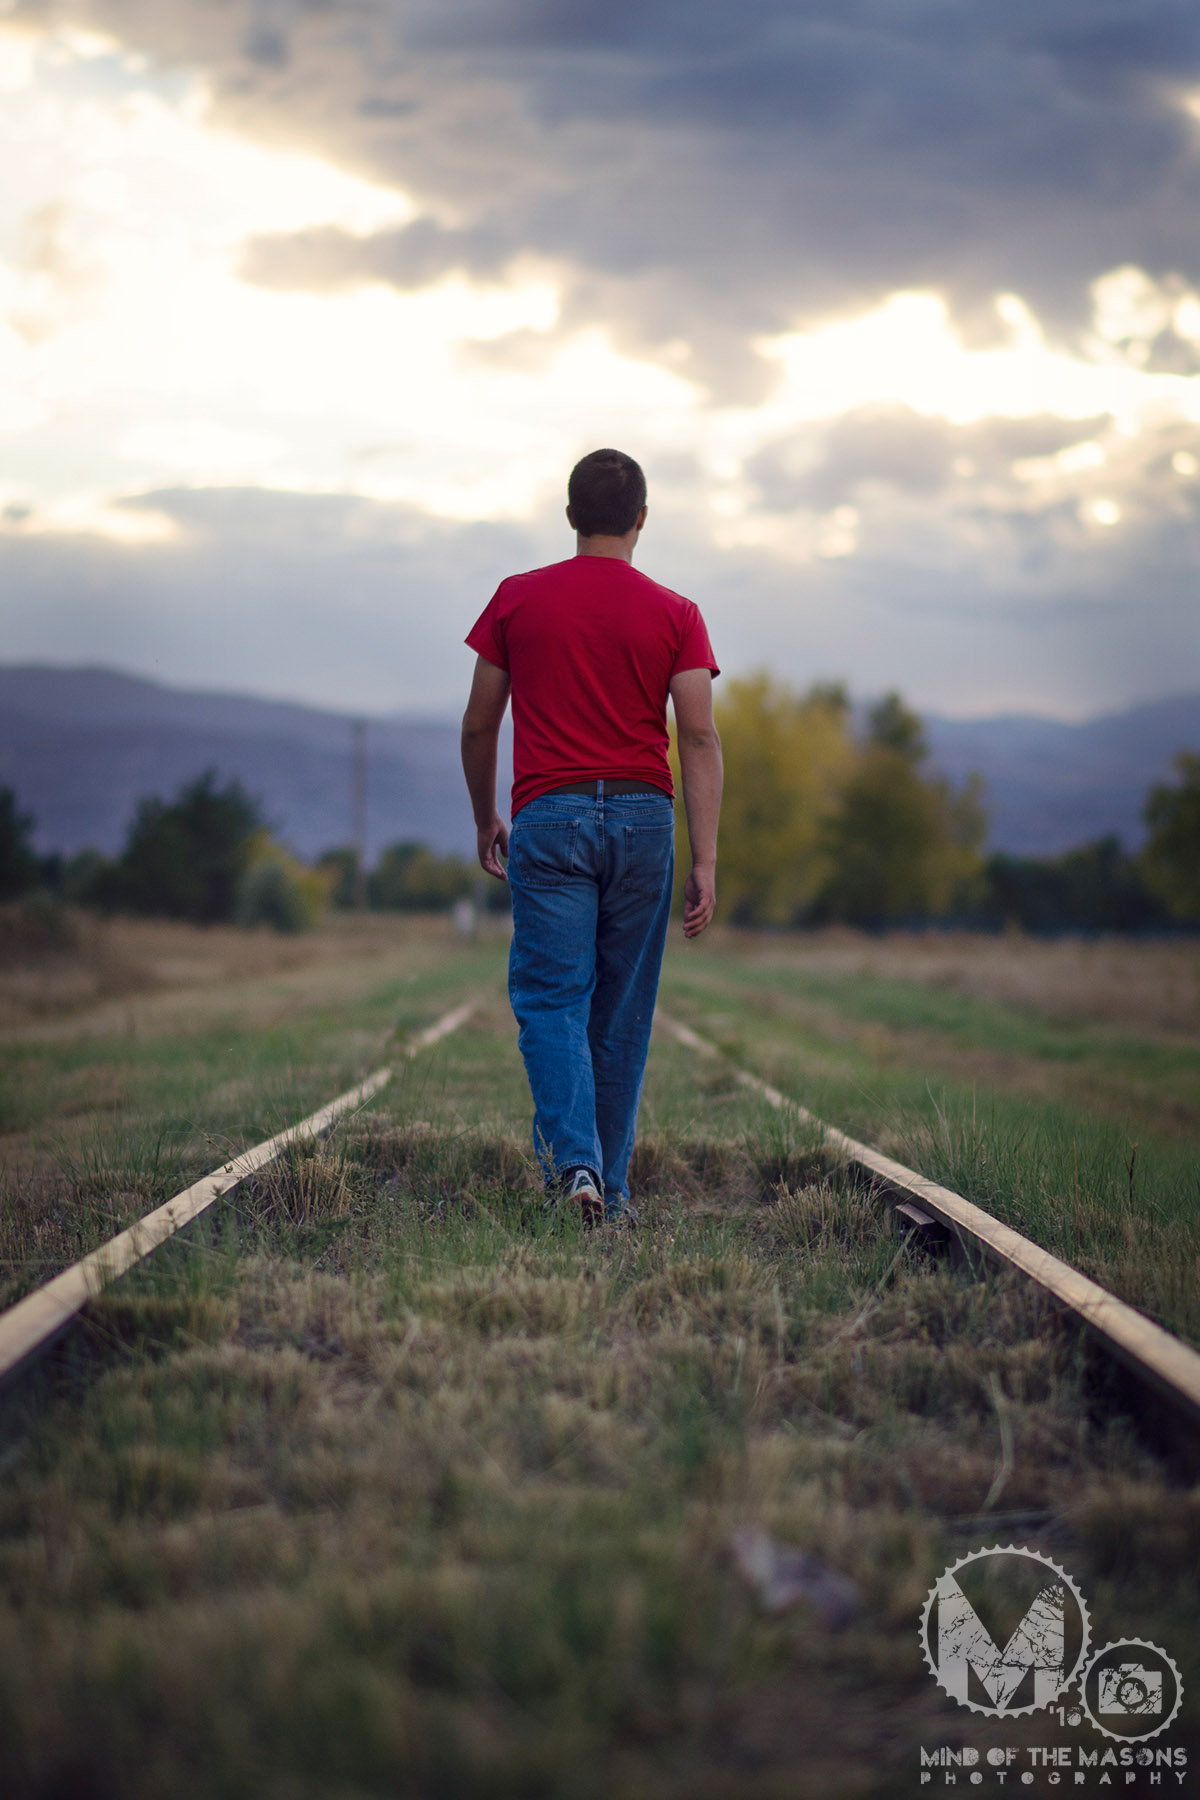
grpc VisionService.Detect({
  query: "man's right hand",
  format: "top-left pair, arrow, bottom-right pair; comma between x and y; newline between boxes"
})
682,862 -> 715,937
476,815 -> 509,879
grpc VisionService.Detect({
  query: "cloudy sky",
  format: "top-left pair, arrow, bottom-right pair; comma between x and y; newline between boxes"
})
3,0 -> 1200,720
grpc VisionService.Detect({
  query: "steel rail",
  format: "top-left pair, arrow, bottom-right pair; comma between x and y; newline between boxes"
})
0,999 -> 476,1389
657,1010 -> 1200,1438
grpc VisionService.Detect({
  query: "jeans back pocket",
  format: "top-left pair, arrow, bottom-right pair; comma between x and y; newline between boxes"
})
510,818 -> 581,888
620,820 -> 674,897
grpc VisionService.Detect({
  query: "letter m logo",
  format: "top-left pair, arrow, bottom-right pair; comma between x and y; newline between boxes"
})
936,1575 -> 1065,1709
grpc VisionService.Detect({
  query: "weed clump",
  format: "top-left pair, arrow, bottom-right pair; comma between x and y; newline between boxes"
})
241,1139 -> 355,1228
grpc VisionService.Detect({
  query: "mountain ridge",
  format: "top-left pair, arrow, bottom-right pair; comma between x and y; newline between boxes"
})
1,664 -> 1196,860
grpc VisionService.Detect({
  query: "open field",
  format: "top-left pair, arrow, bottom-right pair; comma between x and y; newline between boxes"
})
658,940 -> 1200,1349
701,929 -> 1200,1040
0,906 -> 428,1036
0,918 -> 1197,1797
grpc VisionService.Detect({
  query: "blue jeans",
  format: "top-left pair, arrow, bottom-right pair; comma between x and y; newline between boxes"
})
507,785 -> 675,1219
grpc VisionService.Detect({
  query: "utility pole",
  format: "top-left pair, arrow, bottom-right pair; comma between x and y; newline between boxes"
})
352,717 -> 367,909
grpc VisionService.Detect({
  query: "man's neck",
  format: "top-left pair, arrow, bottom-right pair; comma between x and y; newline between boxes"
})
574,533 -> 637,562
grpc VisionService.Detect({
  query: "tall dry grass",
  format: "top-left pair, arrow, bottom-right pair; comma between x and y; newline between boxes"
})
1,1088 -> 1196,1798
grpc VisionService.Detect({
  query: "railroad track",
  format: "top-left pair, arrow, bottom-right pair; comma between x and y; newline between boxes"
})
3,991 -> 1198,1471
0,999 -> 475,1393
657,1010 -> 1200,1462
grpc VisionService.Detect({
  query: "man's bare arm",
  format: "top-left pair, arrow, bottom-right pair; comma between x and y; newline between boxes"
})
669,667 -> 722,937
461,655 -> 512,878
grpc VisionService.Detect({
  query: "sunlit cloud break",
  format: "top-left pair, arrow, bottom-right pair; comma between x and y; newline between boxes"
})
1,3 -> 1199,719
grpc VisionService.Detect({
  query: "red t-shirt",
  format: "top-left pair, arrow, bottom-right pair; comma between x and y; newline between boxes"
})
466,556 -> 719,816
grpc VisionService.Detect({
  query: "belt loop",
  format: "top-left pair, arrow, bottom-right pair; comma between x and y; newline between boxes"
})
596,778 -> 605,798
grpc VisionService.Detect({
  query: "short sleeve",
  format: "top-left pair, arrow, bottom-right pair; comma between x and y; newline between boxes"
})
669,602 -> 720,679
465,585 -> 510,672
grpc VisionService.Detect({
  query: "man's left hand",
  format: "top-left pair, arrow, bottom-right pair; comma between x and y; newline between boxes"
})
476,815 -> 509,879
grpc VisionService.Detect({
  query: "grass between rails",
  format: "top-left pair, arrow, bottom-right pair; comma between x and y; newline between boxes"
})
1,925 -> 1198,1796
0,949 -> 1198,1798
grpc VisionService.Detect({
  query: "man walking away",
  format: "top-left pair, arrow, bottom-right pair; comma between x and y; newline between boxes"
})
461,448 -> 722,1224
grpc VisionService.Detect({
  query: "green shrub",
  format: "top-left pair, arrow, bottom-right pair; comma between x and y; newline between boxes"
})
0,787 -> 40,902
96,770 -> 262,923
236,837 -> 328,933
368,841 -> 474,911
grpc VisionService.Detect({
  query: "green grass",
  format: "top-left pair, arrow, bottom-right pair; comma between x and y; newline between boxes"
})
1,926 -> 1198,1797
659,949 -> 1200,1346
700,959 -> 1193,1063
662,951 -> 1200,1142
0,939 -> 498,1308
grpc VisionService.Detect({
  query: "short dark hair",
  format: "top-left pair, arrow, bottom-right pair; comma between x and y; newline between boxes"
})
568,448 -> 646,537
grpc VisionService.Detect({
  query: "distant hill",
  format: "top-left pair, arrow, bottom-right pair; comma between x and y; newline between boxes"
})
0,665 -> 508,861
924,694 -> 1200,855
0,664 -> 1196,860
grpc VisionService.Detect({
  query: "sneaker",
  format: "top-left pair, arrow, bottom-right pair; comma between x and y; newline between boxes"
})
605,1202 -> 639,1231
563,1165 -> 604,1226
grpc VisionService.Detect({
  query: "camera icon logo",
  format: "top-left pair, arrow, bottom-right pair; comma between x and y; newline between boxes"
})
1081,1640 -> 1182,1741
1097,1663 -> 1163,1715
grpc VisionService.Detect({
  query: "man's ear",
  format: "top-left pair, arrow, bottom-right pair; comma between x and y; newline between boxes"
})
635,504 -> 647,533
566,504 -> 576,530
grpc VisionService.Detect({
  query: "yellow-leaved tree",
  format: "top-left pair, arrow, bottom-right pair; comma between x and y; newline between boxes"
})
670,679 -> 985,927
236,831 -> 330,933
670,673 -> 854,925
815,694 -> 986,924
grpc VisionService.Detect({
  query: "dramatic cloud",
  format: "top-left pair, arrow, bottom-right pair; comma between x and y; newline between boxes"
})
2,1 -> 1200,722
2,473 -> 1196,722
18,0 -> 1200,382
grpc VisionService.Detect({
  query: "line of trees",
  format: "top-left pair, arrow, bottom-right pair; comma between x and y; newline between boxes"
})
1,704 -> 1197,935
690,678 -> 985,927
970,752 -> 1200,932
28,772 -> 331,931
673,674 -> 1200,931
0,771 -> 498,932
315,841 -> 507,914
